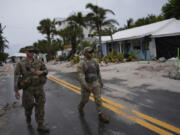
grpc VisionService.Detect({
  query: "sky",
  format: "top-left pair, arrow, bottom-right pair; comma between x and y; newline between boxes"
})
0,0 -> 168,56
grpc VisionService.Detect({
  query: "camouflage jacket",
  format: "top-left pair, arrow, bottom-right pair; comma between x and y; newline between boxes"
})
14,58 -> 48,92
77,58 -> 102,87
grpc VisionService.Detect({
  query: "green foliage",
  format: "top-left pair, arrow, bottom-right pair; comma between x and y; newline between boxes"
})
102,57 -> 109,64
98,50 -> 121,63
134,14 -> 164,27
117,53 -> 124,61
119,14 -> 164,30
77,41 -> 96,54
124,18 -> 134,29
100,25 -> 118,36
78,40 -> 91,52
107,50 -> 116,62
0,23 -> 8,56
55,28 -> 70,46
20,39 -> 62,61
0,52 -> 9,62
37,18 -> 56,42
55,12 -> 86,58
127,52 -> 136,61
95,58 -> 101,63
86,3 -> 119,57
162,0 -> 180,19
72,56 -> 80,64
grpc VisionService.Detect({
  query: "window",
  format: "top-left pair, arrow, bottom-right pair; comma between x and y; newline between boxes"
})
132,40 -> 141,50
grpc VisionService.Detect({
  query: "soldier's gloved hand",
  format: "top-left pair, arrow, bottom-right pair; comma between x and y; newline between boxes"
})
15,91 -> 20,100
36,70 -> 43,75
85,86 -> 91,92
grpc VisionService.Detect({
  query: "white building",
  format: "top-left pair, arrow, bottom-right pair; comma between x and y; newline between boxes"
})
55,18 -> 93,38
101,18 -> 180,60
12,53 -> 26,63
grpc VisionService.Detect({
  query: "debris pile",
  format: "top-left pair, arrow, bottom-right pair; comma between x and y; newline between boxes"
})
168,69 -> 180,80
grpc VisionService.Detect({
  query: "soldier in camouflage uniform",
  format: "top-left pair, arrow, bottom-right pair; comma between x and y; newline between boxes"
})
77,47 -> 109,123
14,47 -> 49,132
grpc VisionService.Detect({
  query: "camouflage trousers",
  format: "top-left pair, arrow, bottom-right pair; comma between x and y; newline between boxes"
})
79,82 -> 103,114
22,86 -> 46,125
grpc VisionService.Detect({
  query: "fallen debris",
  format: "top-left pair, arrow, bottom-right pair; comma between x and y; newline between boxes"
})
168,69 -> 180,80
158,57 -> 166,63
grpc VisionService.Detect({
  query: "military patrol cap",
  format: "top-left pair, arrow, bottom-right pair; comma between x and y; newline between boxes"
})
24,47 -> 36,52
84,47 -> 93,54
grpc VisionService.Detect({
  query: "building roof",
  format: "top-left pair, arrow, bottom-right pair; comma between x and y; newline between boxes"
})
152,19 -> 180,37
102,18 -> 180,43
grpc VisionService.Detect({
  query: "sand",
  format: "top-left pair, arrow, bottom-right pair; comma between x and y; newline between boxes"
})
47,60 -> 180,94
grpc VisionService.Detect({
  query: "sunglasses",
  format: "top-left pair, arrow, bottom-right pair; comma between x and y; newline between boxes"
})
87,50 -> 93,53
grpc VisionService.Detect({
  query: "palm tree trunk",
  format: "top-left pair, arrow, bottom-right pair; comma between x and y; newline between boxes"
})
47,33 -> 51,44
98,27 -> 103,58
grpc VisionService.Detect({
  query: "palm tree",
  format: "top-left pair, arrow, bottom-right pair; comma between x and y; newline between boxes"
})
125,18 -> 134,29
66,22 -> 84,58
66,12 -> 86,28
56,12 -> 85,58
54,28 -> 70,48
0,24 -> 8,54
37,19 -> 56,43
86,3 -> 119,57
66,12 -> 86,57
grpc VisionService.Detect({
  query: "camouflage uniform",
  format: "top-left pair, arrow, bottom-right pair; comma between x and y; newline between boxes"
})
14,58 -> 48,125
77,56 -> 103,114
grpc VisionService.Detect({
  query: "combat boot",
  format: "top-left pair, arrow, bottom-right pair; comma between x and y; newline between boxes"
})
26,117 -> 31,126
99,113 -> 109,123
37,124 -> 50,132
78,104 -> 84,116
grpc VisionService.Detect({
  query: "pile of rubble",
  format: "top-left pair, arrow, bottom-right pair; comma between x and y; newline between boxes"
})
168,69 -> 180,80
158,57 -> 180,80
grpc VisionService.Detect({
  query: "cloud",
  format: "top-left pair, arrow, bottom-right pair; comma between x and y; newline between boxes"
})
1,0 -> 168,55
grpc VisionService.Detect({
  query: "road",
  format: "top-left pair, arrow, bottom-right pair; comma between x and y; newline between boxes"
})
0,65 -> 180,135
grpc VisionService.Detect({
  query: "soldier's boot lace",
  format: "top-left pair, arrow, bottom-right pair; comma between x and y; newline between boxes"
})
37,124 -> 50,132
99,113 -> 109,123
78,104 -> 84,116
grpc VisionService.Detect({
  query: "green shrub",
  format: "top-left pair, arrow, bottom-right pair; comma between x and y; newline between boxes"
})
95,58 -> 101,63
107,50 -> 115,59
72,56 -> 80,64
107,50 -> 116,62
127,52 -> 135,61
102,56 -> 109,64
117,53 -> 124,61
0,52 -> 9,62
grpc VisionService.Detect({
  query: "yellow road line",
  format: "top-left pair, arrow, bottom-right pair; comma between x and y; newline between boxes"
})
49,76 -> 125,109
49,76 -> 180,134
49,76 -> 81,90
48,77 -> 174,135
49,77 -> 81,94
102,103 -> 173,135
132,110 -> 180,134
